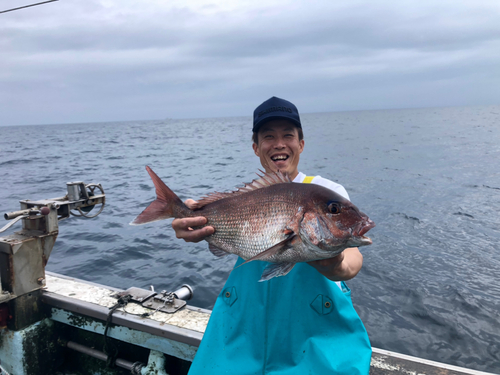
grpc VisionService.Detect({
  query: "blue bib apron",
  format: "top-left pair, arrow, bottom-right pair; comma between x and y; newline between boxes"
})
188,177 -> 372,374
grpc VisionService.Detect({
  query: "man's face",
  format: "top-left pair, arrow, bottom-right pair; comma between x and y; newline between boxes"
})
252,119 -> 304,180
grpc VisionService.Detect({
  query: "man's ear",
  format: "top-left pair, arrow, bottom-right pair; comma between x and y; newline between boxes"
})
252,142 -> 259,156
299,139 -> 304,154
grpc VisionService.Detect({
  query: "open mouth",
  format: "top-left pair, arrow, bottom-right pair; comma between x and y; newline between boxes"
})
353,219 -> 376,244
357,220 -> 375,237
271,154 -> 289,162
359,236 -> 373,245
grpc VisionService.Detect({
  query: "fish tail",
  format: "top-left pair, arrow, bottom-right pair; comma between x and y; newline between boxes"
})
131,166 -> 191,225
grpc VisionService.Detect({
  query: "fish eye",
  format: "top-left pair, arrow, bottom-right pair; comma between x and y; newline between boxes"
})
328,202 -> 341,214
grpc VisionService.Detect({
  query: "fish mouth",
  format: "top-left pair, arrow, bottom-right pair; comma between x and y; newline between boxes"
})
356,219 -> 375,236
353,219 -> 376,245
358,236 -> 373,245
346,234 -> 372,248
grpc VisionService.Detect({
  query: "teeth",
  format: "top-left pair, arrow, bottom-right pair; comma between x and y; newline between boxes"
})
272,155 -> 288,161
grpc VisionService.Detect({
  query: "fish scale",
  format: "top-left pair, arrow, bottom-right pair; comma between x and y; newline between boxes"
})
132,166 -> 375,281
200,196 -> 297,259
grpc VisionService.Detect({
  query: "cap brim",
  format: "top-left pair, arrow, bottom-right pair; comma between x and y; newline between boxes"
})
253,116 -> 301,132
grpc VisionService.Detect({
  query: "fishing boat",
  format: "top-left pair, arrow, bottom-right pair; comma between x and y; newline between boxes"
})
0,182 -> 495,375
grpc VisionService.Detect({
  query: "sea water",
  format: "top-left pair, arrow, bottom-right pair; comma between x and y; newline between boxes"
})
1,105 -> 499,372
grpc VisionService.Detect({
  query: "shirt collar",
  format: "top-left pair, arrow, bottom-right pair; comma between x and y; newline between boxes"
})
293,171 -> 305,183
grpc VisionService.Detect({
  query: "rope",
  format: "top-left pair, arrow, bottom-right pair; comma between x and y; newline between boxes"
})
103,295 -> 131,368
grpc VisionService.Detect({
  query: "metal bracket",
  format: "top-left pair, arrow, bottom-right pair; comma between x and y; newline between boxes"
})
116,287 -> 156,304
113,286 -> 190,314
142,291 -> 186,314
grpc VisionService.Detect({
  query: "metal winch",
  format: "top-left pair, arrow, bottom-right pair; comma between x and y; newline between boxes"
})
0,182 -> 105,304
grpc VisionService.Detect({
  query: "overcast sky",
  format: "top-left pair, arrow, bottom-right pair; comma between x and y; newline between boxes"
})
1,0 -> 499,126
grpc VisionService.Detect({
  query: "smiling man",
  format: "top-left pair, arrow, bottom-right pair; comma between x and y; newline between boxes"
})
252,119 -> 304,179
174,97 -> 372,375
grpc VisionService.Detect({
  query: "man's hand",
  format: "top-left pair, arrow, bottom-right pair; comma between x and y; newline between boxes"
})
308,247 -> 363,281
171,199 -> 215,243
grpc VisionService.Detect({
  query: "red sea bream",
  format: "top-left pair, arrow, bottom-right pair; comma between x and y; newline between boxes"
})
132,166 -> 375,281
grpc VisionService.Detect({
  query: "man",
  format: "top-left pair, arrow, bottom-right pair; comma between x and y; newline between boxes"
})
173,97 -> 372,374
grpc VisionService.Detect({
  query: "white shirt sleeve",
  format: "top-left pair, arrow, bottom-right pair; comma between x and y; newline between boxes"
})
311,176 -> 350,201
294,172 -> 350,201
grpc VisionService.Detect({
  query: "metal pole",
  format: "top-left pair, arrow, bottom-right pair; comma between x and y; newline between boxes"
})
0,0 -> 59,14
66,341 -> 144,374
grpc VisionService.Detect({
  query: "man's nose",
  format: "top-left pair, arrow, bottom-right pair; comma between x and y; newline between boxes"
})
273,138 -> 286,148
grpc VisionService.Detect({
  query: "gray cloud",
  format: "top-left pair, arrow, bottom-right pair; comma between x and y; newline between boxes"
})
1,0 -> 499,126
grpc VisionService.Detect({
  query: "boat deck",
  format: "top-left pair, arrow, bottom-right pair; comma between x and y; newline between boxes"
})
41,272 -> 495,375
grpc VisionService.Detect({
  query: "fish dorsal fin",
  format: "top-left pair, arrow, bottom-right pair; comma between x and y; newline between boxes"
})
192,170 -> 291,209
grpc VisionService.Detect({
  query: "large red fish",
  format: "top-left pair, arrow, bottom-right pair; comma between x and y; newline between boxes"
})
132,166 -> 375,281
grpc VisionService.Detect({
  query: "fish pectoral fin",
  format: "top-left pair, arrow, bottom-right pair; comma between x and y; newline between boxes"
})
208,244 -> 230,257
234,234 -> 296,270
259,262 -> 296,282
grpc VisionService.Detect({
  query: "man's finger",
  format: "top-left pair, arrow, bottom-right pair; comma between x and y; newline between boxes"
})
172,216 -> 208,230
172,216 -> 214,243
184,199 -> 198,210
180,226 -> 215,243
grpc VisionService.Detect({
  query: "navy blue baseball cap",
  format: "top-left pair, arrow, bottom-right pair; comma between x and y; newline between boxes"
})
253,96 -> 301,132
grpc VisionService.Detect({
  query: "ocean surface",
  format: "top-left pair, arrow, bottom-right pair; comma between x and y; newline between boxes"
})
1,105 -> 499,373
